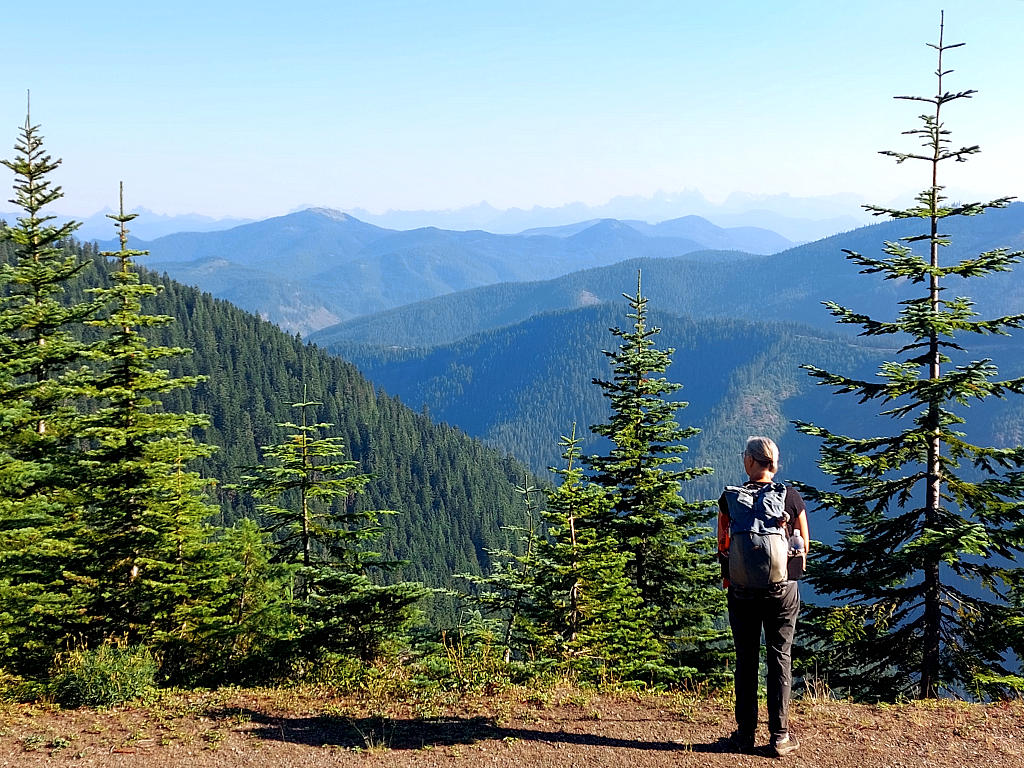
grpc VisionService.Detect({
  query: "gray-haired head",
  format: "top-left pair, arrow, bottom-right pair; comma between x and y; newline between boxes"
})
744,436 -> 779,473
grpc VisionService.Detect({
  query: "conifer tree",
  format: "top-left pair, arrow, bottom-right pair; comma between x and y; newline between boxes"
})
0,108 -> 97,673
584,271 -> 727,677
0,105 -> 94,430
531,424 -> 664,681
795,18 -> 1024,699
76,185 -> 217,648
454,477 -> 542,662
214,518 -> 294,655
172,518 -> 294,683
236,396 -> 424,661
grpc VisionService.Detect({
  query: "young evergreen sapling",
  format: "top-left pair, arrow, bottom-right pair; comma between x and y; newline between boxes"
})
236,395 -> 424,661
455,475 -> 543,663
532,424 -> 665,681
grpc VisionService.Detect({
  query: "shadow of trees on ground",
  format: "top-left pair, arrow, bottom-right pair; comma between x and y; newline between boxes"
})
205,706 -> 752,754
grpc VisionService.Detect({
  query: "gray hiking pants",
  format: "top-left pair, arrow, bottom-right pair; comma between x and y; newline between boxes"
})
728,581 -> 800,740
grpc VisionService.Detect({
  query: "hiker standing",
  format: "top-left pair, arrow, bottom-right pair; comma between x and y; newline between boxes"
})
717,436 -> 809,757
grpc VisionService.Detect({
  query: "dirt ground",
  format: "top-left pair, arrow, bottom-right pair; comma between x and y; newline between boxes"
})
0,686 -> 1021,768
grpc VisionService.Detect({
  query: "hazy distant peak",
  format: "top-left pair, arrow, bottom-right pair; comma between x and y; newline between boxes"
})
306,207 -> 362,223
569,218 -> 647,241
518,219 -> 604,237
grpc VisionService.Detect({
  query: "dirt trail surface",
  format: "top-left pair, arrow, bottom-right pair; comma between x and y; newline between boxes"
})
0,687 -> 1021,767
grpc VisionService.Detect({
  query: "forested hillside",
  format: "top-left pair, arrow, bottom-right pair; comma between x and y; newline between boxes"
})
0,234 -> 532,593
331,299 -> 1024,530
334,304 -> 891,501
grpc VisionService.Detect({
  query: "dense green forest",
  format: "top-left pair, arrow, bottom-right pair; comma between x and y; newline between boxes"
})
0,123 -> 588,694
332,303 -> 1024,521
332,304 -> 889,498
0,235 -> 530,592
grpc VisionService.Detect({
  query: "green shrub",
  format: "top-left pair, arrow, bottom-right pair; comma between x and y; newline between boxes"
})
0,668 -> 44,703
49,643 -> 157,708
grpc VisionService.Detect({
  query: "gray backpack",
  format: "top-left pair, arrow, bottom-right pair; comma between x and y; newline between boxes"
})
724,483 -> 789,589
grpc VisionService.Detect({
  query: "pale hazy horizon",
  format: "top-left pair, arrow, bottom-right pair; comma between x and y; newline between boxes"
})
2,0 -> 1022,220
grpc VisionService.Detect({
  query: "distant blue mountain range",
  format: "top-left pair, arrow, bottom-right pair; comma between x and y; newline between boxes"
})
310,202 -> 1024,350
344,189 -> 869,241
90,208 -> 794,335
0,208 -> 252,242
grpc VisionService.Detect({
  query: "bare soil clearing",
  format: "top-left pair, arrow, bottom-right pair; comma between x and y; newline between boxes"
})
0,687 -> 1021,767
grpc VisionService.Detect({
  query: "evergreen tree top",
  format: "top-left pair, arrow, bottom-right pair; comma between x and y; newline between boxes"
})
101,182 -> 149,270
2,101 -> 78,242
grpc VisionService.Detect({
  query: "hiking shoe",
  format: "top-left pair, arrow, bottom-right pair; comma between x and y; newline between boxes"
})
771,733 -> 799,757
729,730 -> 755,753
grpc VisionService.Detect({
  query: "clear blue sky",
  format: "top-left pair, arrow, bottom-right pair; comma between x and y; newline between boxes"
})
2,0 -> 1022,218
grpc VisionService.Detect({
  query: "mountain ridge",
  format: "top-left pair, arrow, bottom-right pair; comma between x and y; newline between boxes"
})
93,208 -> 794,335
310,202 -> 1024,349
343,189 -> 868,240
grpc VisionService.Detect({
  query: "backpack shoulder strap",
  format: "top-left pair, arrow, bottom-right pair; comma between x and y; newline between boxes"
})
767,482 -> 795,534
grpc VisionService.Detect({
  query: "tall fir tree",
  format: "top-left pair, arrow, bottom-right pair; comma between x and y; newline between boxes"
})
236,395 -> 424,661
0,108 -> 97,674
584,271 -> 727,678
75,185 -> 218,649
795,18 -> 1024,699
